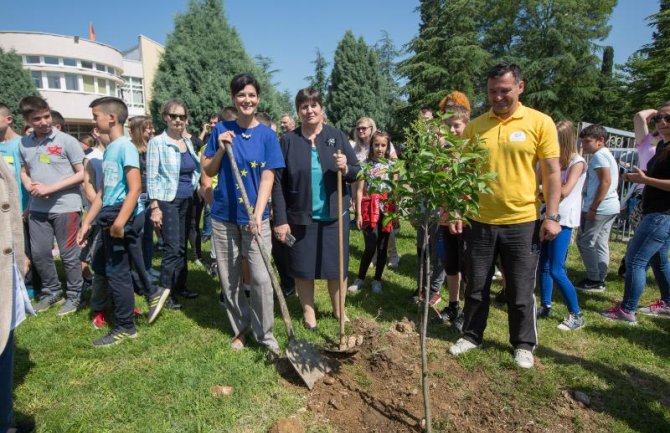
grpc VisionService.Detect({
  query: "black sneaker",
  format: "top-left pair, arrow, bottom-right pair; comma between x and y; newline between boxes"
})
536,305 -> 552,319
93,327 -> 137,347
166,297 -> 182,310
147,287 -> 171,324
440,303 -> 460,323
576,279 -> 606,292
282,286 -> 296,297
33,294 -> 64,313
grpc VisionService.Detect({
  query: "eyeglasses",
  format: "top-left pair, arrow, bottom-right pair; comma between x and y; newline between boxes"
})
653,114 -> 670,123
356,126 -> 372,132
168,113 -> 187,121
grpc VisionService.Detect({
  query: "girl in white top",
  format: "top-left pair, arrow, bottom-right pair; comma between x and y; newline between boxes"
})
538,120 -> 586,331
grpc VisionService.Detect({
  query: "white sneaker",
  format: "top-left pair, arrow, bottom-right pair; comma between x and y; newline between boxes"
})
348,278 -> 364,293
371,280 -> 383,294
387,256 -> 400,269
514,348 -> 534,369
448,338 -> 480,356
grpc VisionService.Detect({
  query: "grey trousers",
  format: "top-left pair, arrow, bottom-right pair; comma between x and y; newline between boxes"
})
29,211 -> 83,300
211,219 -> 278,351
577,212 -> 617,282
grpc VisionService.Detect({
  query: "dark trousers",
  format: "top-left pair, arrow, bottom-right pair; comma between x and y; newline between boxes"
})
358,220 -> 390,281
142,203 -> 154,271
461,220 -> 540,350
188,192 -> 204,261
128,211 -> 155,299
94,213 -> 146,331
23,219 -> 41,294
29,211 -> 83,300
159,197 -> 192,293
0,331 -> 13,432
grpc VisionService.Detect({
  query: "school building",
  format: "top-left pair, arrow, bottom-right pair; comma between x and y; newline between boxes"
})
0,31 -> 163,137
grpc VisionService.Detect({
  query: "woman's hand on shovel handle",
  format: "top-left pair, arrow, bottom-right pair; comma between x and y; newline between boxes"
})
333,152 -> 348,175
217,131 -> 235,150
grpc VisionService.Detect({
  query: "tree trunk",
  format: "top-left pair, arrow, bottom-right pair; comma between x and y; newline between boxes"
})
419,214 -> 432,432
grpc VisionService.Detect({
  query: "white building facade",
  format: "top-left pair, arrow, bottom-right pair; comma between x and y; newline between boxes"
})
0,31 -> 163,137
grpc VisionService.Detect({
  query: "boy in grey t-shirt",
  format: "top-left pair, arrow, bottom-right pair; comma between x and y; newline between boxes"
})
18,96 -> 85,316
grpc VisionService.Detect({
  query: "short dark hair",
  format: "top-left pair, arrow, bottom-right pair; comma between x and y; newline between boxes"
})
50,110 -> 65,129
89,97 -> 129,125
230,73 -> 260,96
579,124 -> 608,141
295,87 -> 323,112
487,62 -> 523,84
219,106 -> 237,121
18,96 -> 50,119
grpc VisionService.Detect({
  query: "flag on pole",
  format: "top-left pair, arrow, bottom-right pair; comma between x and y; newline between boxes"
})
89,22 -> 96,41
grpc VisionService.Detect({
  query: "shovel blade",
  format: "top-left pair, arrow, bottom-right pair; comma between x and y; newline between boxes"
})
286,339 -> 329,390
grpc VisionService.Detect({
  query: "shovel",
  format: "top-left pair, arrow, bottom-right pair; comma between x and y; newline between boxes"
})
322,150 -> 361,355
223,139 -> 327,390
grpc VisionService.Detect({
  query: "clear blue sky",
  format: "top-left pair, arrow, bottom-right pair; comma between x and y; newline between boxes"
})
0,0 -> 658,97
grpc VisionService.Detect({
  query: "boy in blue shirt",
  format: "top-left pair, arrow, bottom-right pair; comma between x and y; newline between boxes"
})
78,97 -> 169,346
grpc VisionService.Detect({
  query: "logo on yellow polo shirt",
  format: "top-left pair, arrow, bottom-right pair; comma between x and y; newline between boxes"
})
509,131 -> 526,141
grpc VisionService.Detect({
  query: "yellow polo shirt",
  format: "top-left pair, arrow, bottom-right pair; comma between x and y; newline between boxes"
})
464,104 -> 559,225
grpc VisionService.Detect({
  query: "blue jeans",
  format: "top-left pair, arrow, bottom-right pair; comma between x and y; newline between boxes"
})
202,204 -> 212,237
539,226 -> 580,314
0,331 -> 13,433
622,212 -> 670,312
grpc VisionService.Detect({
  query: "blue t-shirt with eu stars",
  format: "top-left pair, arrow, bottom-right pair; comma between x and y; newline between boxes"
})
204,120 -> 284,225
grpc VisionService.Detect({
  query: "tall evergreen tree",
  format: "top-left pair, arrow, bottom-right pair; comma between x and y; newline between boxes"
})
150,0 -> 286,131
397,0 -> 491,116
374,31 -> 405,137
326,31 -> 389,131
625,0 -> 670,112
506,0 -> 616,122
305,48 -> 329,97
0,48 -> 39,131
587,46 -> 630,129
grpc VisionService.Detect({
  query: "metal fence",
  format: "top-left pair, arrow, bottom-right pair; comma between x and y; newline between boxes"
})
576,122 -> 638,242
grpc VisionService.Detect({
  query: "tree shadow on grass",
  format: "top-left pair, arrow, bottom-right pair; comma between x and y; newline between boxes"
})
537,345 -> 670,433
586,322 -> 670,360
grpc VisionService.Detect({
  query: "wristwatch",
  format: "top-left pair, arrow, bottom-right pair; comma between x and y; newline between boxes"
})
545,213 -> 561,223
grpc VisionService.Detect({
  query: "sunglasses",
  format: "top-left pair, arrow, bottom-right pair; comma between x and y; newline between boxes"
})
652,114 -> 670,123
356,126 -> 371,132
168,113 -> 187,121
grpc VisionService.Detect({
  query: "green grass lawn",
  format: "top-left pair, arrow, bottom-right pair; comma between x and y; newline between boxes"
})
11,222 -> 670,432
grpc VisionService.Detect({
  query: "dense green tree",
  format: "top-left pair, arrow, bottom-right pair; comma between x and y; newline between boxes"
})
625,0 -> 670,113
586,46 -> 631,129
305,48 -> 329,97
326,31 -> 390,132
504,0 -> 616,123
374,31 -> 405,138
0,48 -> 39,131
397,0 -> 492,117
150,0 -> 287,131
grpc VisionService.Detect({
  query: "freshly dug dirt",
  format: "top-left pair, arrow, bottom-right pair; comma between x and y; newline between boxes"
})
288,317 -> 606,433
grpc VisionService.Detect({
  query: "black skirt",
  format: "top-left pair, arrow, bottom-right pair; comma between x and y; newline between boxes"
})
289,217 -> 349,280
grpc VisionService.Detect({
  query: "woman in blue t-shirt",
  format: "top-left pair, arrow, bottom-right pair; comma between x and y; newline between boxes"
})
147,100 -> 201,308
202,74 -> 284,354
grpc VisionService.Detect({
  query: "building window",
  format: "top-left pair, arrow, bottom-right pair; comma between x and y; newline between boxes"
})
83,75 -> 95,93
109,81 -> 116,96
121,76 -> 145,109
63,58 -> 77,67
65,74 -> 79,91
46,72 -> 61,89
95,63 -> 106,72
25,55 -> 40,64
44,56 -> 59,65
97,78 -> 108,95
31,71 -> 42,88
81,60 -> 93,69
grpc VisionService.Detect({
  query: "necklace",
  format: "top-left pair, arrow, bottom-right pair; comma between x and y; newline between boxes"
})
239,124 -> 256,140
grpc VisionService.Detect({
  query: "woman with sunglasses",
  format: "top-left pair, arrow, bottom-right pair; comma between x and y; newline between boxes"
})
351,117 -> 397,163
601,102 -> 670,323
147,100 -> 201,308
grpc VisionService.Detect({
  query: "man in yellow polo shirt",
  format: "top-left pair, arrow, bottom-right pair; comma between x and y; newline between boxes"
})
447,63 -> 562,369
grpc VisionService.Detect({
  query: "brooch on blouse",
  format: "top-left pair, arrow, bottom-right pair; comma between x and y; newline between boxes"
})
327,138 -> 336,147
